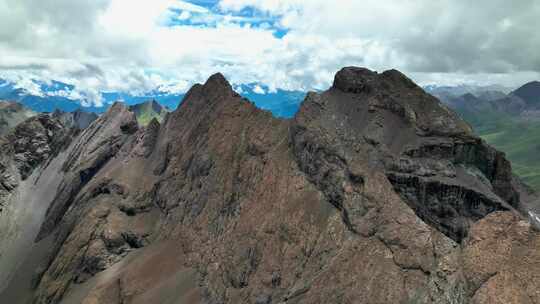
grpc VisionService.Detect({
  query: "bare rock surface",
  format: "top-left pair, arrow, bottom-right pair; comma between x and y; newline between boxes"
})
0,113 -> 73,217
51,109 -> 99,131
0,114 -> 74,291
1,68 -> 539,304
0,100 -> 36,136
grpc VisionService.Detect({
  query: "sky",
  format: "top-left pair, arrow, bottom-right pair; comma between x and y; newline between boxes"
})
0,0 -> 539,106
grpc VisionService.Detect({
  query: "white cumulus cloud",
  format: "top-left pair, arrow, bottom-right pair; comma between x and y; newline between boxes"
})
0,0 -> 538,107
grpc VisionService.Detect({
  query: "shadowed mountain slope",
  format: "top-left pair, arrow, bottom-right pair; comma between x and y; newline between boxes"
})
512,81 -> 540,107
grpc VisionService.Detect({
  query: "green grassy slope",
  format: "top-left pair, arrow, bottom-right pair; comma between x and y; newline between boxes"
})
129,100 -> 169,126
135,110 -> 167,126
461,109 -> 540,190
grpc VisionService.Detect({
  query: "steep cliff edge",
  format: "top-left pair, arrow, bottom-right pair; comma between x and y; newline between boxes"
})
1,68 -> 538,304
0,114 -> 74,291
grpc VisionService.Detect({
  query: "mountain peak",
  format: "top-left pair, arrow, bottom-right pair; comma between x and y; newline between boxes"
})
203,72 -> 232,93
174,72 -> 238,117
308,66 -> 472,137
332,67 -> 378,93
461,92 -> 479,101
109,101 -> 129,112
332,67 -> 419,94
512,80 -> 540,106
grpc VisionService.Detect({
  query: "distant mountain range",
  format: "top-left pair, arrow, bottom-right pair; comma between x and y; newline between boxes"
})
513,81 -> 540,106
128,99 -> 169,126
426,81 -> 540,190
4,76 -> 540,191
431,81 -> 540,119
0,79 -> 306,118
0,79 -> 104,113
424,83 -> 512,101
235,84 -> 307,118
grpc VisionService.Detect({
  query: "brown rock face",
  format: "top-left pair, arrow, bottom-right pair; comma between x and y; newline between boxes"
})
463,212 -> 540,304
1,68 -> 539,304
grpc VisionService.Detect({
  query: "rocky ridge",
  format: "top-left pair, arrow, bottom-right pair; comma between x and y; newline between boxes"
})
440,81 -> 540,120
0,100 -> 36,136
0,114 -> 72,210
0,68 -> 538,304
51,109 -> 99,131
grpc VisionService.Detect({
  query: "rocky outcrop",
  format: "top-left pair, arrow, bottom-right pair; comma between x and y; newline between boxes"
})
0,100 -> 36,136
463,212 -> 540,303
0,107 -> 95,218
1,68 -> 539,304
294,67 -> 518,242
52,109 -> 98,131
0,113 -> 72,210
6,114 -> 73,179
0,154 -> 16,215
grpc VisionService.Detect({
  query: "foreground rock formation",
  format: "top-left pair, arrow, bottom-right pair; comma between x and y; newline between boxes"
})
0,68 -> 539,304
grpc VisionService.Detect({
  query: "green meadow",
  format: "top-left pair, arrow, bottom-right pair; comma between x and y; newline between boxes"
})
462,109 -> 540,191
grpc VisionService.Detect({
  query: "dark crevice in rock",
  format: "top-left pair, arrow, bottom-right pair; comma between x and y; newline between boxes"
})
377,235 -> 431,276
122,232 -> 147,249
120,120 -> 138,134
225,246 -> 261,289
403,139 -> 520,207
470,271 -> 499,298
387,173 -> 509,242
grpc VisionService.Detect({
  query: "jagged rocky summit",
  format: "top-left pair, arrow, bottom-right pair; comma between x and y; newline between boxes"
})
0,67 -> 539,304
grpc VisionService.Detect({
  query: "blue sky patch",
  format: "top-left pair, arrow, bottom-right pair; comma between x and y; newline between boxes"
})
166,0 -> 289,38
